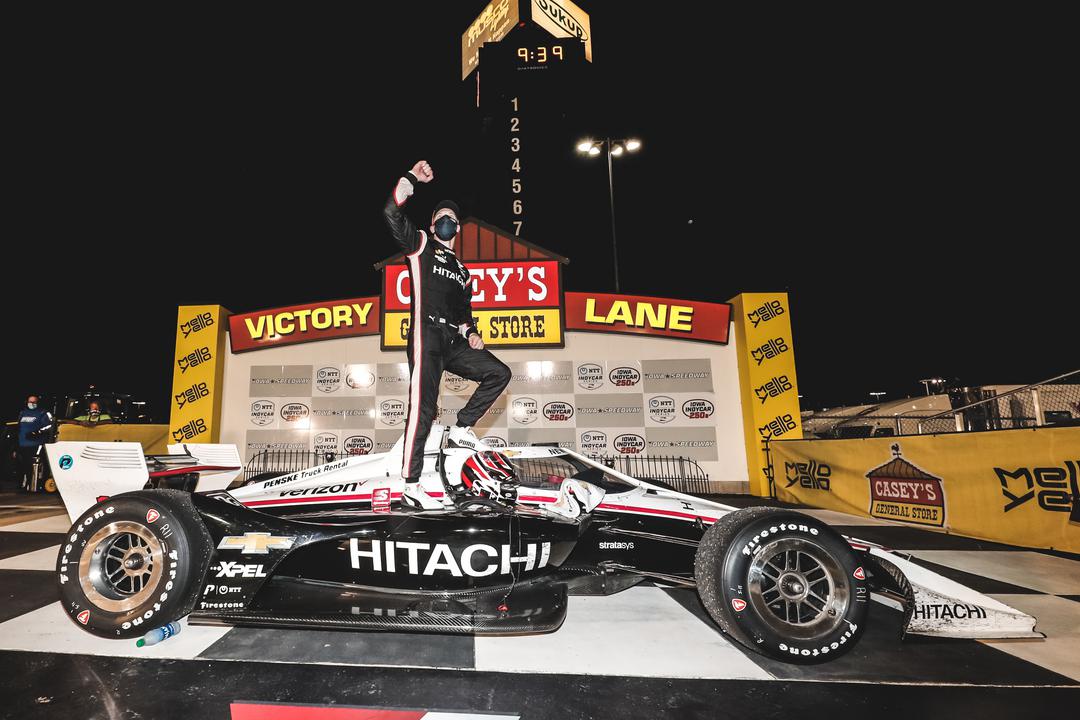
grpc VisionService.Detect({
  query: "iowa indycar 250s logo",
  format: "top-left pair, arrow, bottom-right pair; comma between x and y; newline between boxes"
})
682,398 -> 714,419
345,367 -> 375,389
343,435 -> 373,455
543,401 -> 574,422
614,434 -> 645,454
608,367 -> 640,387
280,403 -> 310,425
350,539 -> 550,577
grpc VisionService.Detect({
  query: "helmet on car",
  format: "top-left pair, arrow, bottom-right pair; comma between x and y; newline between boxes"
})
460,451 -> 519,506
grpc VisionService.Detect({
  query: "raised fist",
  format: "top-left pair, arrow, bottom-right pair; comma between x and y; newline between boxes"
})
410,160 -> 434,183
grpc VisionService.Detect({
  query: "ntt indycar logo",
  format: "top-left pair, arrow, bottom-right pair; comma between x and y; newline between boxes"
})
576,363 -> 603,390
512,397 -> 538,425
380,399 -> 406,426
350,539 -> 551,577
250,400 -> 275,426
649,396 -> 675,423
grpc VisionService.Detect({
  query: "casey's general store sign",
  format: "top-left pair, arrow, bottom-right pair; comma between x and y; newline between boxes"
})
228,262 -> 731,352
382,259 -> 563,349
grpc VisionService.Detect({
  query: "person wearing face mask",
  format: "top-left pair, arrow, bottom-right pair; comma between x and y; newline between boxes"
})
73,400 -> 113,425
383,160 -> 512,510
17,395 -> 53,492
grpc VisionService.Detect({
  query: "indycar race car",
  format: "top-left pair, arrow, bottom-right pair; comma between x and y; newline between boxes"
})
45,429 -> 1041,663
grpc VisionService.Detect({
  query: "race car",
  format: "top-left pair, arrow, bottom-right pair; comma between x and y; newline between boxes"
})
44,428 -> 1041,663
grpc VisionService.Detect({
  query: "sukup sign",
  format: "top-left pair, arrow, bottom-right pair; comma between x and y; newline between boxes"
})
229,297 -> 380,353
565,292 -> 731,344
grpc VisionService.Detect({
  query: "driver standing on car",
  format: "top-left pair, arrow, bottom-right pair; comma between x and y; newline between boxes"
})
383,160 -> 512,509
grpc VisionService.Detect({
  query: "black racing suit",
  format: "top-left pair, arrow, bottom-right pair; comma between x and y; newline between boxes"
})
383,171 -> 511,480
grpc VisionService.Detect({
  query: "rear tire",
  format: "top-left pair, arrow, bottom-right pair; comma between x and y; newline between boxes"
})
56,490 -> 212,638
695,507 -> 869,663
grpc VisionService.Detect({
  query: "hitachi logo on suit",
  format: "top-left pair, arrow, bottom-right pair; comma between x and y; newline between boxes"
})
432,263 -> 469,286
350,539 -> 550,577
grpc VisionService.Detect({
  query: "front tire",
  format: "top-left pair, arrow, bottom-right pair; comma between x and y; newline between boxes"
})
56,490 -> 212,638
695,507 -> 869,663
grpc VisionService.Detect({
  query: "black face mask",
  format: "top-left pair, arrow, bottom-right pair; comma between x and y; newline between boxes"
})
434,215 -> 458,241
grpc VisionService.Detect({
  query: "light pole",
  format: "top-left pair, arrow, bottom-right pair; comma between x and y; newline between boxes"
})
576,137 -> 641,293
918,377 -> 945,396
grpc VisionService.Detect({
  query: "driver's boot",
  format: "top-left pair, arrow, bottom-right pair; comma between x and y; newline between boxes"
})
400,480 -> 443,511
447,425 -> 491,451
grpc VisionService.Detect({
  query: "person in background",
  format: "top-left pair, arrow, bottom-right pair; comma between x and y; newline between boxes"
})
73,400 -> 112,425
17,395 -> 53,492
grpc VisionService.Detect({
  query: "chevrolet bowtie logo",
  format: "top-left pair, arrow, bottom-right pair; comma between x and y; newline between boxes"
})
217,533 -> 296,555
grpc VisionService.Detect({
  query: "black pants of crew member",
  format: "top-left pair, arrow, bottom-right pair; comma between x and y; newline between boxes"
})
402,323 -> 511,480
17,446 -> 42,492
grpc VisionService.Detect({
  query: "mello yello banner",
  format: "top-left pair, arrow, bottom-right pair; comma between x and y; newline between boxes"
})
772,427 -> 1080,553
170,305 -> 228,443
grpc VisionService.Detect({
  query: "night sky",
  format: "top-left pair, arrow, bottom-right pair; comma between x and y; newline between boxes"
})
6,6 -> 1074,421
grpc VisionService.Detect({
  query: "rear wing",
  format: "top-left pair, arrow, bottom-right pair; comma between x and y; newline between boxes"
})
46,441 -> 243,523
166,443 -> 243,492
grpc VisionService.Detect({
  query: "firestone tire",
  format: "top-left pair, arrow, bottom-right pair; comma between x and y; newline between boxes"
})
694,506 -> 870,663
56,490 -> 213,639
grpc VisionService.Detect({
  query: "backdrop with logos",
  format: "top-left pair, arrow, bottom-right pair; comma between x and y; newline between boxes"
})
218,331 -> 749,492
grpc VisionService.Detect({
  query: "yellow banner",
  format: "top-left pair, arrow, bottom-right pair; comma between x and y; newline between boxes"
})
169,305 -> 229,444
58,423 -> 171,455
772,427 -> 1080,552
729,293 -> 803,496
383,308 -> 562,348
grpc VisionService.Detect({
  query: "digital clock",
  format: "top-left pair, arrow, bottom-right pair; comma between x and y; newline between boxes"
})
517,45 -> 564,64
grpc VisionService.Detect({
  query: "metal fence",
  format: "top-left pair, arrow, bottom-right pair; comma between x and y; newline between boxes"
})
585,454 -> 712,495
243,449 -> 330,482
242,448 -> 711,495
801,413 -> 957,438
802,370 -> 1080,438
918,370 -> 1080,434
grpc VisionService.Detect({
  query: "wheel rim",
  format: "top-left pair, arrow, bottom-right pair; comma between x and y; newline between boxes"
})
746,537 -> 850,641
79,521 -> 164,613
